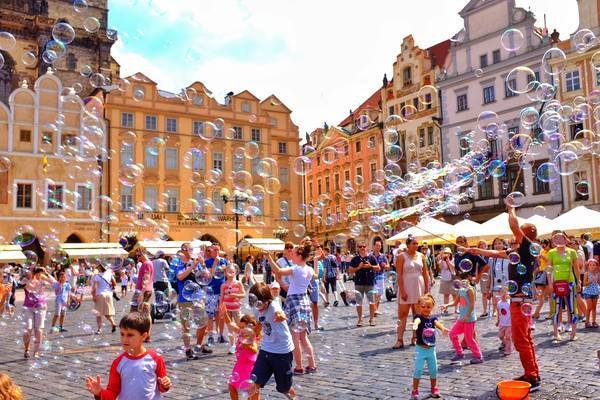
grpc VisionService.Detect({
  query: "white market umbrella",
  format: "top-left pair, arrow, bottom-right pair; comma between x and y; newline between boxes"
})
525,215 -> 554,238
385,218 -> 455,245
551,206 -> 600,237
453,219 -> 482,240
469,212 -> 526,242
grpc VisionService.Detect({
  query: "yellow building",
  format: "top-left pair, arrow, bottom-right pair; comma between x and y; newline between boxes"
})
0,69 -> 107,255
552,0 -> 600,211
104,73 -> 302,253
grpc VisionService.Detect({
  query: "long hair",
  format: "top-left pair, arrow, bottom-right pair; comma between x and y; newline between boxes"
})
0,373 -> 24,400
240,314 -> 262,353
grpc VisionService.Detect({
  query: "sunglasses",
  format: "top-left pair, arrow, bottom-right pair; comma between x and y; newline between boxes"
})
358,245 -> 367,248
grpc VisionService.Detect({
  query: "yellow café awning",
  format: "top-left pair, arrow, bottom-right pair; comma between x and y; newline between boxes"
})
59,243 -> 128,258
0,245 -> 26,263
239,238 -> 285,253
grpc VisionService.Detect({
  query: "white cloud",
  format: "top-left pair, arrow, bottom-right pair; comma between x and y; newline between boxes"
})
110,0 -> 579,135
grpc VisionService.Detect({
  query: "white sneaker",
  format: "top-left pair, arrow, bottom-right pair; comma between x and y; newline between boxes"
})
228,345 -> 236,354
566,324 -> 572,333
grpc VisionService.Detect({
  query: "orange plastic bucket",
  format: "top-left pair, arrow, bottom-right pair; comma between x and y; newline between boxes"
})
496,380 -> 531,400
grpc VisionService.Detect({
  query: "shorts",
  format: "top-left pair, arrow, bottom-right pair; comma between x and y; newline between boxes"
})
206,294 -> 220,319
354,284 -> 374,304
95,292 -> 115,316
24,306 -> 47,330
130,291 -> 152,314
226,309 -> 241,322
153,281 -> 169,293
583,294 -> 598,300
54,301 -> 67,316
251,350 -> 293,393
179,302 -> 193,334
308,280 -> 319,304
324,277 -> 337,293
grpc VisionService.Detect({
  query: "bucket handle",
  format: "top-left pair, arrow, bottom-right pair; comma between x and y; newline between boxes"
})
496,384 -> 530,400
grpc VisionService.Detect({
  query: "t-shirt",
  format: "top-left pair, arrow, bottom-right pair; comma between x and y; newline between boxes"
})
584,241 -> 594,260
458,286 -> 477,322
94,271 -> 114,295
497,299 -> 511,327
372,252 -> 388,277
350,254 -> 377,286
547,248 -> 578,282
136,260 -> 154,292
101,350 -> 169,400
205,257 -> 228,295
254,301 -> 294,354
489,257 -> 510,288
287,264 -> 313,295
414,314 -> 438,347
277,257 -> 293,287
53,282 -> 71,304
538,248 -> 549,271
510,237 -> 535,298
152,259 -> 170,283
454,253 -> 487,277
175,263 -> 196,303
594,241 -> 600,257
323,255 -> 338,279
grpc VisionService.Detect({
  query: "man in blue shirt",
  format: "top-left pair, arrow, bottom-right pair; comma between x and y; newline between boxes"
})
371,241 -> 389,316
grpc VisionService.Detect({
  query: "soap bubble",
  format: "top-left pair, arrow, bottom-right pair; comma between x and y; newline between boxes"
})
501,28 -> 524,51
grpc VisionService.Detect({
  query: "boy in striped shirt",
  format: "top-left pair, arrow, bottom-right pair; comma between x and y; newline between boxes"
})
86,312 -> 172,399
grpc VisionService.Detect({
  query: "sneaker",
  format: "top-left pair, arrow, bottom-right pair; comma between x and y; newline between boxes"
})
430,387 -> 441,398
185,349 -> 197,360
565,324 -> 572,333
207,336 -> 214,346
469,357 -> 484,364
514,375 -> 541,392
228,345 -> 236,354
333,301 -> 339,307
410,389 -> 419,399
450,354 -> 464,362
218,335 -> 226,344
60,327 -> 68,333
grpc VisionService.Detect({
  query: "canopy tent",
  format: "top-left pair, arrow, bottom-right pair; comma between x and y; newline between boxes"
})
59,243 -> 128,258
386,218 -> 456,246
551,206 -> 600,237
136,240 -> 212,256
525,215 -> 555,238
452,219 -> 482,240
0,245 -> 26,263
463,212 -> 526,242
238,238 -> 285,253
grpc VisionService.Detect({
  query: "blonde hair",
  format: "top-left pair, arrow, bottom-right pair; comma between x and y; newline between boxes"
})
0,374 -> 24,400
417,293 -> 435,307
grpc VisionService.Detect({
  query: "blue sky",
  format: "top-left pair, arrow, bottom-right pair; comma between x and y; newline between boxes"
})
108,0 -> 579,135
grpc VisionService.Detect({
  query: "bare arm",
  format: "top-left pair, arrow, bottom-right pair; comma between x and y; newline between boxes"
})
468,248 -> 508,259
395,255 -> 406,296
508,205 -> 524,243
421,255 -> 429,293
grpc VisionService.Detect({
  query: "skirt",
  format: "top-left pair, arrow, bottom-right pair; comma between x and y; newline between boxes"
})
284,293 -> 312,334
95,292 -> 115,316
439,280 -> 457,296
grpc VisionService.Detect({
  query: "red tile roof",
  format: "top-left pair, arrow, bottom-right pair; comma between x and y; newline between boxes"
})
339,88 -> 381,126
426,39 -> 451,69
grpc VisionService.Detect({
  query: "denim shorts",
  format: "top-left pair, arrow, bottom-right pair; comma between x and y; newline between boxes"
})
251,350 -> 293,393
583,293 -> 598,300
308,279 -> 319,303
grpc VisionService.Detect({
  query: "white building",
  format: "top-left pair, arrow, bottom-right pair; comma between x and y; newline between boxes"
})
438,0 -> 564,221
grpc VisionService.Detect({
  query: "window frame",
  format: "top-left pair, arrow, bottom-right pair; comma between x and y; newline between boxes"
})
165,147 -> 179,170
532,161 -> 551,195
480,54 -> 488,68
165,187 -> 179,212
13,180 -> 35,211
213,152 -> 224,172
278,142 -> 288,154
457,93 -> 468,111
165,117 -> 178,133
492,49 -> 501,64
144,186 -> 159,211
19,129 -> 32,142
145,115 -> 158,131
120,186 -> 134,211
45,181 -> 66,211
232,126 -> 243,140
565,70 -> 581,92
121,112 -> 134,128
478,175 -> 494,200
251,128 -> 261,142
120,144 -> 134,166
75,183 -> 94,212
280,167 -> 289,185
368,136 -> 376,149
483,85 -> 495,104
145,145 -> 158,169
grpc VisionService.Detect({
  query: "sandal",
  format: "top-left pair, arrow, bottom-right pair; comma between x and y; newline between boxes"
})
392,340 -> 404,350
356,322 -> 363,327
570,335 -> 578,342
293,368 -> 304,375
592,322 -> 599,328
369,319 -> 375,326
305,366 -> 318,374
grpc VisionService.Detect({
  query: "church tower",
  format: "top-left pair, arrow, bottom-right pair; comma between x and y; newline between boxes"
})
0,0 -> 117,105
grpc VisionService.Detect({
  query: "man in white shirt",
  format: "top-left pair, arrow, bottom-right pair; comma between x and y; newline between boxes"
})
275,242 -> 295,299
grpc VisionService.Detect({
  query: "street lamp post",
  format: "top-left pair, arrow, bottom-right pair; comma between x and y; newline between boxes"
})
220,188 -> 248,266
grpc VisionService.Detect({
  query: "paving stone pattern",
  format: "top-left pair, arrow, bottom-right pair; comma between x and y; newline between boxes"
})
0,281 -> 598,399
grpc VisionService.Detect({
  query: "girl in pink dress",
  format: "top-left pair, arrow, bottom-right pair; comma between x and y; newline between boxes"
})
221,310 -> 262,400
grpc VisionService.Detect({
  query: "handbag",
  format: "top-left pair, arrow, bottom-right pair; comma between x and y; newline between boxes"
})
533,271 -> 548,286
553,281 -> 570,297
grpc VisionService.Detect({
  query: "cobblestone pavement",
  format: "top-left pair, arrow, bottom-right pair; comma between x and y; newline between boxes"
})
0,281 -> 598,400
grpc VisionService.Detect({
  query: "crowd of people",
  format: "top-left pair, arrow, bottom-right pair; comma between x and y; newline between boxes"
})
1,205 -> 600,399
